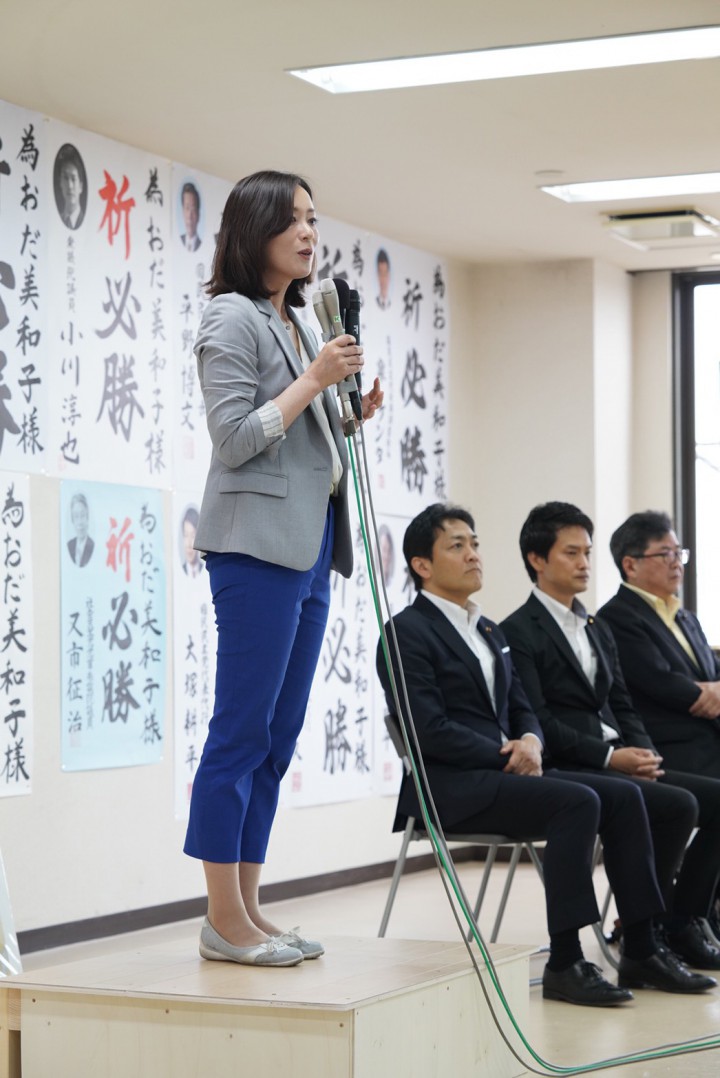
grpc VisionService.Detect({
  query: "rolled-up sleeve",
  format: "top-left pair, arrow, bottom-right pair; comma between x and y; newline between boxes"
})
256,400 -> 285,444
196,296 -> 283,469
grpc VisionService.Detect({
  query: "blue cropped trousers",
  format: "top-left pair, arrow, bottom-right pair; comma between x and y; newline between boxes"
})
184,504 -> 334,863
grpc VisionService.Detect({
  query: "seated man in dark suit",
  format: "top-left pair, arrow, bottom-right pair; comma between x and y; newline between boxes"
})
501,501 -> 720,971
376,503 -> 714,1006
598,510 -> 720,781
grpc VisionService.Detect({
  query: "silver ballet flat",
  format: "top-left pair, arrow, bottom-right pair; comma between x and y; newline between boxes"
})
199,918 -> 303,967
275,926 -> 325,960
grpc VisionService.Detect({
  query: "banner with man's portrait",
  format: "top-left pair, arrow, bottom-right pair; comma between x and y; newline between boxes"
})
60,480 -> 166,771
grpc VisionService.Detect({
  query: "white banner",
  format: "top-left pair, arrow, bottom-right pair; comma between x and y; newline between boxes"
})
282,219 -> 450,806
0,473 -> 32,797
46,122 -> 173,487
172,490 -> 217,820
0,102 -> 48,473
170,166 -> 232,493
60,480 -> 166,771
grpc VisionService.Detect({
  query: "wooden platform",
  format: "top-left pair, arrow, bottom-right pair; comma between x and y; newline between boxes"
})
0,934 -> 532,1078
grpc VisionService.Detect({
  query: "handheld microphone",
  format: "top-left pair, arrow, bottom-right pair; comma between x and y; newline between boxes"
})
332,276 -> 351,325
345,289 -> 361,360
320,277 -> 346,339
319,278 -> 361,434
312,290 -> 333,343
330,277 -> 363,421
344,289 -> 363,420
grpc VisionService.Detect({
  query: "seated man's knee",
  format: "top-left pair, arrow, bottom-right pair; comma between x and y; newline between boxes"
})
561,781 -> 601,830
664,785 -> 699,830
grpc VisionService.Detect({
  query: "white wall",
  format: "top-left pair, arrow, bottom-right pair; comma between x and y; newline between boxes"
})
0,257 -> 675,934
630,271 -> 674,513
592,260 -> 633,603
450,258 -> 617,618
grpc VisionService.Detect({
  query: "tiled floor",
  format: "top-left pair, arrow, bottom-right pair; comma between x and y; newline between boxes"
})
20,857 -> 720,1076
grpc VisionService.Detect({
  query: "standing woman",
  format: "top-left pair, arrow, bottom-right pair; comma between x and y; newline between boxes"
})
184,171 -> 382,967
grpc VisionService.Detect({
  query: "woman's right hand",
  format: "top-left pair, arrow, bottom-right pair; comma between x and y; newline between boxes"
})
272,334 -> 365,431
306,334 -> 364,392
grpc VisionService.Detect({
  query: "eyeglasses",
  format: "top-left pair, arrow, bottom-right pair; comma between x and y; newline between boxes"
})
632,548 -> 690,566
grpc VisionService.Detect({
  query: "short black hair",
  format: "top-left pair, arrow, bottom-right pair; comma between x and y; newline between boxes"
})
56,143 -> 82,175
377,247 -> 390,267
609,510 -> 674,580
519,501 -> 594,582
403,503 -> 475,592
181,182 -> 200,212
207,170 -> 313,307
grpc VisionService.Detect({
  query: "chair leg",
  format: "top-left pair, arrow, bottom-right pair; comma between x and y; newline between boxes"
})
378,819 -> 416,937
591,838 -> 619,970
466,843 -> 499,941
525,842 -> 545,883
490,843 -> 524,942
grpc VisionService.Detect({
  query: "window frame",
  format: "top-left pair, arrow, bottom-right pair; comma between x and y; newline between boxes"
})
673,269 -> 720,616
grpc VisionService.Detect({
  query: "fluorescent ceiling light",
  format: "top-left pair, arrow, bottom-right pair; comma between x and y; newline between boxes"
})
542,173 -> 720,203
288,25 -> 720,94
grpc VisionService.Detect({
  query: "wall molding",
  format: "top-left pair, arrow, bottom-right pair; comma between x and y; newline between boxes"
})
18,845 -> 499,953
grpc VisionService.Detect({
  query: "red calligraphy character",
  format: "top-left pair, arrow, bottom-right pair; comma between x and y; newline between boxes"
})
98,171 -> 135,259
106,515 -> 135,583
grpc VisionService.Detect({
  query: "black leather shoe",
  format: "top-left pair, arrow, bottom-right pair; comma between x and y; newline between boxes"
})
618,945 -> 717,993
666,919 -> 720,970
542,960 -> 633,1007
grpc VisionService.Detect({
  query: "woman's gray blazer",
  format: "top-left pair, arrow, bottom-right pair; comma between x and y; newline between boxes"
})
193,293 -> 352,577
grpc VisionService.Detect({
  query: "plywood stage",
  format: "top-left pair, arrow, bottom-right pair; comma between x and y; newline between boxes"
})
0,933 -> 532,1078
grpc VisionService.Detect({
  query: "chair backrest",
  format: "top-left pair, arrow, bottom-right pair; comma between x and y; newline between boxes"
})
384,711 -> 411,775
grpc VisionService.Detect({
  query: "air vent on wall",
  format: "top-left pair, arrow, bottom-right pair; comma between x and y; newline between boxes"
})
603,209 -> 720,250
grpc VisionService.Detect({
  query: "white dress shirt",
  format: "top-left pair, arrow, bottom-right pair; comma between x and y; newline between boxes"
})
423,591 -> 496,708
422,591 -> 542,751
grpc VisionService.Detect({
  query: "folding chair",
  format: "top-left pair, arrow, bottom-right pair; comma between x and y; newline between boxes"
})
378,712 -> 545,942
378,813 -> 545,941
379,711 -> 620,972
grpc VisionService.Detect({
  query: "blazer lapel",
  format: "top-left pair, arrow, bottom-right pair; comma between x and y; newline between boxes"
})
253,297 -> 305,381
675,609 -> 713,678
291,309 -> 348,456
619,588 -> 704,676
255,299 -> 347,458
478,618 -> 510,729
528,594 -> 599,699
415,595 -> 497,716
585,617 -> 612,699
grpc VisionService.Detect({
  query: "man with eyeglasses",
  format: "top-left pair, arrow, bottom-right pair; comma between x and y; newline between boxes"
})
598,510 -> 720,783
502,502 -> 720,971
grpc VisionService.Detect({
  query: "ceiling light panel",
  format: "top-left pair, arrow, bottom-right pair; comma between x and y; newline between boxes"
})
542,173 -> 720,203
288,25 -> 720,94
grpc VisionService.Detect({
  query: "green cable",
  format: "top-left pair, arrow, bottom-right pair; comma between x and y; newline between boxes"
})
346,431 -> 720,1074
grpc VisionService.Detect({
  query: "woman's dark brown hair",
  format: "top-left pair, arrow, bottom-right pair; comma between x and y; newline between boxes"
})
207,170 -> 314,306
